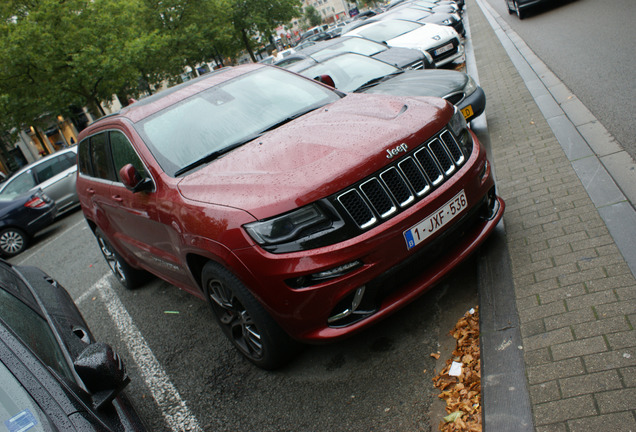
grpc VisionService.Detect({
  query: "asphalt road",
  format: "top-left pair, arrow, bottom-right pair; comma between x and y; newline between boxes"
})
484,0 -> 636,160
9,208 -> 481,431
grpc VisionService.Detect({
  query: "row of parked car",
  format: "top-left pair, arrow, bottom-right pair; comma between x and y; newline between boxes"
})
268,0 -> 485,127
0,147 -> 79,256
0,0 -> 504,429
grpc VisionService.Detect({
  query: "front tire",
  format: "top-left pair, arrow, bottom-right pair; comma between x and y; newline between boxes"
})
94,229 -> 147,289
0,228 -> 28,257
202,261 -> 300,370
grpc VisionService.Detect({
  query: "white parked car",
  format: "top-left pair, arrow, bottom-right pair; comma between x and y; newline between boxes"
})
0,147 -> 79,214
343,19 -> 464,68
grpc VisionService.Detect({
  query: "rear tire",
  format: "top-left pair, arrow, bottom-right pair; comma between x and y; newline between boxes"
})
507,0 -> 514,13
94,229 -> 147,289
0,228 -> 28,257
202,261 -> 300,370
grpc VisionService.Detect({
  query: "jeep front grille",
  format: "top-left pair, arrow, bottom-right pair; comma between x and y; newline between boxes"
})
337,129 -> 465,230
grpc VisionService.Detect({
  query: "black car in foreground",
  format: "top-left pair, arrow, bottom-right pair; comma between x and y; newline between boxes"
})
277,36 -> 435,70
0,260 -> 146,431
0,189 -> 56,257
287,52 -> 485,122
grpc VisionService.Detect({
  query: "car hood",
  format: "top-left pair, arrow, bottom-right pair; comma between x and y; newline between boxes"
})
362,69 -> 468,99
388,23 -> 457,50
372,47 -> 427,69
177,93 -> 450,220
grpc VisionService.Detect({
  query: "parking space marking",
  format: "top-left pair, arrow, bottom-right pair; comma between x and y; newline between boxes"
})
93,275 -> 202,432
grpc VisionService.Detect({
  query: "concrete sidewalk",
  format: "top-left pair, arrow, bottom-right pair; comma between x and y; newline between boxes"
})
464,0 -> 636,430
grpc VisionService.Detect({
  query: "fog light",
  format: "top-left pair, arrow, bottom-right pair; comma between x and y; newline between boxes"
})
286,260 -> 363,289
480,160 -> 489,181
313,261 -> 362,281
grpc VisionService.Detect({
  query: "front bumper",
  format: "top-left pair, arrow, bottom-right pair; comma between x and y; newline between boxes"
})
433,43 -> 465,68
233,132 -> 504,342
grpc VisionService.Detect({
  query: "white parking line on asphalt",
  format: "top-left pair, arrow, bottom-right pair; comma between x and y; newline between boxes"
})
88,275 -> 202,432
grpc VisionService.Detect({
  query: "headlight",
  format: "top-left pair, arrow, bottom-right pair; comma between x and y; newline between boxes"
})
245,204 -> 329,245
448,106 -> 473,155
423,50 -> 434,66
463,75 -> 478,97
244,202 -> 350,253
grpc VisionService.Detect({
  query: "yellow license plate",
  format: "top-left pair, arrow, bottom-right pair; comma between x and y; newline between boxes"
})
461,105 -> 474,119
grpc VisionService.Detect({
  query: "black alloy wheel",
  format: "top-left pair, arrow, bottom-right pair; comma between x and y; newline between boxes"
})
0,228 -> 27,257
95,229 -> 146,289
202,261 -> 299,370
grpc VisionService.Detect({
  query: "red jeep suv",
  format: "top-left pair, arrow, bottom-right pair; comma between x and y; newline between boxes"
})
76,64 -> 504,369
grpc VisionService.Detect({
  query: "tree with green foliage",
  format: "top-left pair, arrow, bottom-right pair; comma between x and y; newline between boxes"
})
139,0 -> 239,83
0,0 -> 149,121
304,6 -> 323,28
228,0 -> 302,62
0,0 -> 303,137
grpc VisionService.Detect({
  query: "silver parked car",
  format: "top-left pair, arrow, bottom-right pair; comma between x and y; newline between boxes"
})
0,147 -> 79,214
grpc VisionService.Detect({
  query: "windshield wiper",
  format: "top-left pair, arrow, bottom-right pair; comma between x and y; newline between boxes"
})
260,105 -> 325,133
174,139 -> 254,177
174,105 -> 326,176
354,70 -> 405,92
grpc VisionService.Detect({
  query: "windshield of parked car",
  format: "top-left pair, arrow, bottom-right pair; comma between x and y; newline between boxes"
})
384,7 -> 432,21
0,362 -> 55,431
351,20 -> 421,43
310,38 -> 387,62
138,67 -> 341,176
299,54 -> 399,93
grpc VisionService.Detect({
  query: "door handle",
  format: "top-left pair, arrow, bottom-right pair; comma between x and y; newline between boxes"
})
112,195 -> 124,202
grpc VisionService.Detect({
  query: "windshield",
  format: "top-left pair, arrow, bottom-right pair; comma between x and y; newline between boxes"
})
311,38 -> 387,62
354,20 -> 421,42
299,54 -> 399,93
137,67 -> 340,176
0,362 -> 53,432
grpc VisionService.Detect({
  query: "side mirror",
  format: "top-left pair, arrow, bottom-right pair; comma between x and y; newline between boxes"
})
119,164 -> 152,193
314,74 -> 335,88
74,342 -> 131,410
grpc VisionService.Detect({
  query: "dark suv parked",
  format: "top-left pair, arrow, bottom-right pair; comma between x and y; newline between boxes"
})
76,64 -> 504,369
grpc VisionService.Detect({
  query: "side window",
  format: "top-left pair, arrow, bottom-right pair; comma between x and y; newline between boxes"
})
89,133 -> 116,181
0,282 -> 74,381
33,154 -> 74,183
78,138 -> 92,176
60,152 -> 77,168
0,171 -> 36,196
110,131 -> 148,181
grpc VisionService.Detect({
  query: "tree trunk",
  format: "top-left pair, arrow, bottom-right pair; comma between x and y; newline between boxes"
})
241,28 -> 256,62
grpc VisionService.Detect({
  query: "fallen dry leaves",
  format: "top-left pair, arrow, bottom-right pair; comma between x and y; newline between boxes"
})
432,307 -> 482,432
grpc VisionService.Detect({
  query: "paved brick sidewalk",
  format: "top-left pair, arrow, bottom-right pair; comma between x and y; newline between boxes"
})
465,0 -> 636,431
